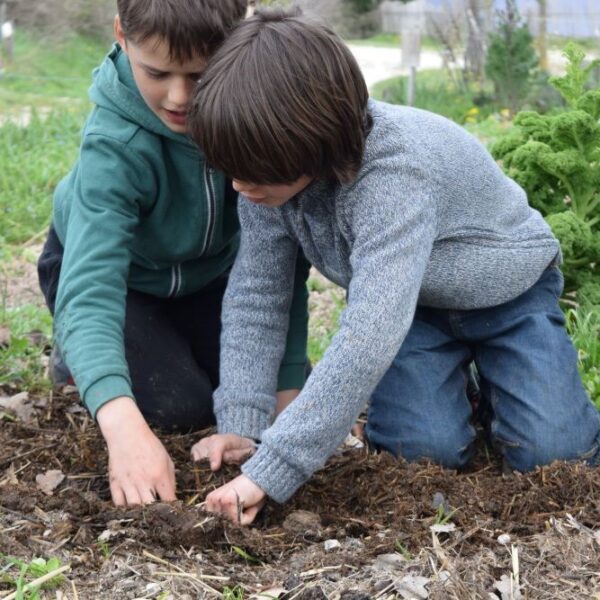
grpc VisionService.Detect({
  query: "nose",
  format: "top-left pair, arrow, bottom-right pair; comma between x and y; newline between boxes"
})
167,76 -> 192,108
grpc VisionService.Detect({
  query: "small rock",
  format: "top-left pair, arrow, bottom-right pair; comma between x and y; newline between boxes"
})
344,537 -> 365,551
343,433 -> 364,449
497,533 -> 512,545
283,574 -> 302,591
438,570 -> 451,584
324,539 -> 341,552
145,582 -> 162,596
432,492 -> 447,511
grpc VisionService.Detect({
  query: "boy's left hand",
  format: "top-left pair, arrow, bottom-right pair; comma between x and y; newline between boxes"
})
205,474 -> 266,525
191,433 -> 256,471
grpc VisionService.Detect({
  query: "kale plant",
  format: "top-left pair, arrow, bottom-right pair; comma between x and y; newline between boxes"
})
492,43 -> 600,304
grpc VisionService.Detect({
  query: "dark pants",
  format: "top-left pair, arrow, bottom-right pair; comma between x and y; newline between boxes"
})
38,226 -> 224,433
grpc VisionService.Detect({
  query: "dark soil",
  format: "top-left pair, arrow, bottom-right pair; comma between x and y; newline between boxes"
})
1,390 -> 599,599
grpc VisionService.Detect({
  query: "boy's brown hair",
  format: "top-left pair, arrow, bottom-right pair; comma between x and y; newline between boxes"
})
117,0 -> 248,62
189,8 -> 372,185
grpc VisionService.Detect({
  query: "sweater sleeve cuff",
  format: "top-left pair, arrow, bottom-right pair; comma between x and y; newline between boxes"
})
276,361 -> 306,391
84,375 -> 133,420
216,404 -> 273,441
241,444 -> 307,503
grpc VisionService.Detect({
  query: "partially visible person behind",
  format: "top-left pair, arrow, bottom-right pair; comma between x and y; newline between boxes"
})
38,0 -> 309,507
188,8 -> 600,524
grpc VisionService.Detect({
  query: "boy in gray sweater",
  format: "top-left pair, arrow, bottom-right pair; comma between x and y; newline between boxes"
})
188,8 -> 600,524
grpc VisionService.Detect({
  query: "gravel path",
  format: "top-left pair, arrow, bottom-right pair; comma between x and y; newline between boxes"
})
347,44 -> 589,90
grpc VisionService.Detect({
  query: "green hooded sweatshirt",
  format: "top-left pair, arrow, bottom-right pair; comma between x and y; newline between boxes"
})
52,45 -> 308,418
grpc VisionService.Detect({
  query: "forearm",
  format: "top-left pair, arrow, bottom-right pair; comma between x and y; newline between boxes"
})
215,204 -> 299,439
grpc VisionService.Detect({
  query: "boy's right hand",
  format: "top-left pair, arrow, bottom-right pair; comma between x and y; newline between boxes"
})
191,433 -> 257,471
96,396 -> 176,506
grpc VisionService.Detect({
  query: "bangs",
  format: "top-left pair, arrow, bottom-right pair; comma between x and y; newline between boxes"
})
189,8 -> 370,185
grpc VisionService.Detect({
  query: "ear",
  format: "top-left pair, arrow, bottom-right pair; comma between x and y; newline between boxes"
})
114,15 -> 128,54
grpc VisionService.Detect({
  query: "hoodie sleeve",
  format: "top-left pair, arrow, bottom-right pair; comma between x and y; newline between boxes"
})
54,132 -> 156,418
235,158 -> 438,502
276,250 -> 310,391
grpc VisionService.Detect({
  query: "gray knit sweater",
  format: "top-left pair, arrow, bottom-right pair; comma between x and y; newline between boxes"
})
214,100 -> 560,503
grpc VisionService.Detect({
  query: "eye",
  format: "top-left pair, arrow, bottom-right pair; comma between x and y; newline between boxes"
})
146,70 -> 168,80
188,73 -> 203,82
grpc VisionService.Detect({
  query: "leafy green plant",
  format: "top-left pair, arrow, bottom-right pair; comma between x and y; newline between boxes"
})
433,504 -> 458,526
491,43 -> 600,301
96,541 -> 112,560
222,584 -> 245,599
394,540 -> 413,560
0,556 -> 68,599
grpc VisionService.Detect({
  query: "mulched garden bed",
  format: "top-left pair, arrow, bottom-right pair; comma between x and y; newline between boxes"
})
1,390 -> 599,599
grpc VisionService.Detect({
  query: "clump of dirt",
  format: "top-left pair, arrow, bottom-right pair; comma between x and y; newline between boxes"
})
1,392 -> 599,599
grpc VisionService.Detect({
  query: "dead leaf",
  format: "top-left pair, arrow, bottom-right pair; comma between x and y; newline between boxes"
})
493,574 -> 523,600
395,574 -> 430,599
1,463 -> 19,486
0,391 -> 35,422
249,588 -> 286,599
36,469 -> 65,495
430,522 -> 456,533
374,553 -> 407,572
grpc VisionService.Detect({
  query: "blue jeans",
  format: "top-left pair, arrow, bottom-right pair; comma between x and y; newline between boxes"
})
365,265 -> 600,471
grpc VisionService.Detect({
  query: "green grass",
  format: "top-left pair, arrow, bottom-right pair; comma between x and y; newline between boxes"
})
371,69 -> 499,124
566,306 -> 600,409
0,30 -> 107,108
0,299 -> 52,392
307,278 -> 345,364
0,32 -> 101,245
0,108 -> 87,244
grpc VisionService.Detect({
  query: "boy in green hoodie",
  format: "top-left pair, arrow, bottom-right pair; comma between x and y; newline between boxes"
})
37,0 -> 309,507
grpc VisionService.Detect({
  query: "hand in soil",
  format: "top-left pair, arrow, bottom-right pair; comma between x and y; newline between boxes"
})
190,433 -> 257,471
97,396 -> 176,505
204,473 -> 266,525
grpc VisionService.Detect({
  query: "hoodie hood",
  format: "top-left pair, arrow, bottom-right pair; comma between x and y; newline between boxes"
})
89,43 -> 196,146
